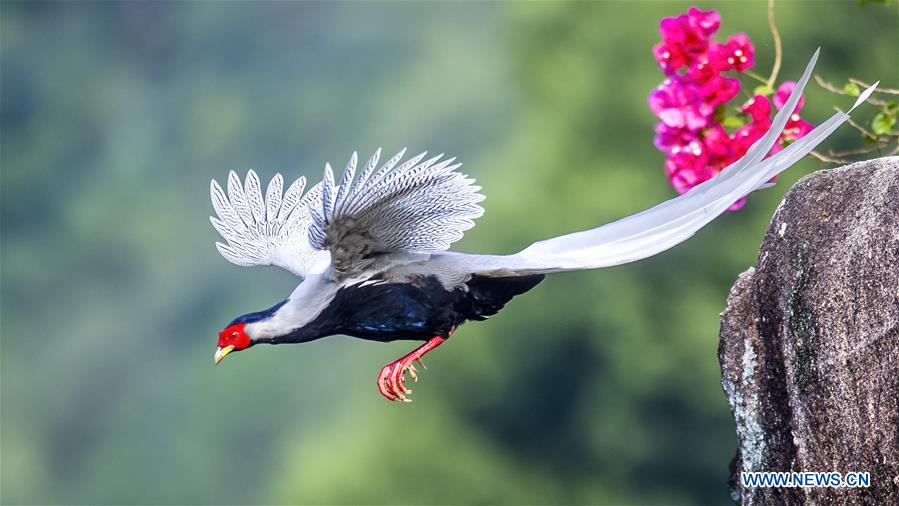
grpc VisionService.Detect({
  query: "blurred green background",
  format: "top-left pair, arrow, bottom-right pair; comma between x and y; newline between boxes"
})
2,1 -> 896,504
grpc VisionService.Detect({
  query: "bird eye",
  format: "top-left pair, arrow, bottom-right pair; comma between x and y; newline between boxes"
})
231,332 -> 238,339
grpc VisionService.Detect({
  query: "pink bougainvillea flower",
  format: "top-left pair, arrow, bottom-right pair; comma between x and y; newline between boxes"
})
770,82 -> 811,153
669,170 -> 701,194
689,54 -> 742,105
702,124 -> 735,163
709,33 -> 754,72
770,115 -> 814,154
654,8 -> 720,74
702,126 -> 751,211
773,81 -> 805,112
648,7 -> 814,210
659,16 -> 706,58
653,42 -> 690,74
727,197 -> 747,211
656,10 -> 715,73
741,95 -> 772,123
653,123 -> 696,154
734,95 -> 774,154
665,142 -> 709,194
733,121 -> 770,154
730,96 -> 772,152
783,116 -> 814,138
686,7 -> 721,37
699,74 -> 740,105
686,56 -> 715,83
648,79 -> 714,130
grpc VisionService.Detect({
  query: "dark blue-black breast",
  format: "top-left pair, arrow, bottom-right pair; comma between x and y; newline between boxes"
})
300,274 -> 544,342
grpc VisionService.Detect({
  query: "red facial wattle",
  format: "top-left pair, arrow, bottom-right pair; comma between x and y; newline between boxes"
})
214,323 -> 250,364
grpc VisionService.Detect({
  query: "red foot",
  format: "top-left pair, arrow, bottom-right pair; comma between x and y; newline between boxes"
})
377,336 -> 446,402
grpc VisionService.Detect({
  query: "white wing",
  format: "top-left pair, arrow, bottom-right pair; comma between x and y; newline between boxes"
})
308,148 -> 485,277
432,50 -> 878,277
210,170 -> 329,277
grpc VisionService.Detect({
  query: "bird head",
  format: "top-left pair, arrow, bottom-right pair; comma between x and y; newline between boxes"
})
214,323 -> 251,364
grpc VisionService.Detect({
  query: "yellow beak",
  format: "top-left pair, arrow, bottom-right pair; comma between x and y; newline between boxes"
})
214,345 -> 235,365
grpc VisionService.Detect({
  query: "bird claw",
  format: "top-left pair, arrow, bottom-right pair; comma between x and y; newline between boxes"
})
374,336 -> 446,403
377,358 -> 420,402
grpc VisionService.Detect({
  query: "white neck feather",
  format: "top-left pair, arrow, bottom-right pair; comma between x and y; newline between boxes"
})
246,274 -> 338,341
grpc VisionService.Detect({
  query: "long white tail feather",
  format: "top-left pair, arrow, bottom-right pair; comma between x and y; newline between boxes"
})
523,50 -> 820,257
477,51 -> 877,275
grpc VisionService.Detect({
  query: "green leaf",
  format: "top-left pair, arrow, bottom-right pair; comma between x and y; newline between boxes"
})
713,103 -> 727,123
843,82 -> 861,97
722,116 -> 745,128
753,85 -> 774,96
871,111 -> 896,135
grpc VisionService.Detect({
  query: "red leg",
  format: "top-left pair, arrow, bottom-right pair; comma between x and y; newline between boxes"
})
377,336 -> 446,402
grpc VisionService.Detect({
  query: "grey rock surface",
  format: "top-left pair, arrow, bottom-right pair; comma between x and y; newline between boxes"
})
719,157 -> 899,504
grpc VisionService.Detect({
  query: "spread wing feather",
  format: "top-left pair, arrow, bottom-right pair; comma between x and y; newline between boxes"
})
308,149 -> 485,277
210,170 -> 328,277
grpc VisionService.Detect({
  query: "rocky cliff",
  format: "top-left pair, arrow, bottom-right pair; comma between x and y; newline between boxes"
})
719,157 -> 899,504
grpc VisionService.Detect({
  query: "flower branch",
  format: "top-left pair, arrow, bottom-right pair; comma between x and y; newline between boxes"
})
766,0 -> 782,89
